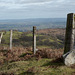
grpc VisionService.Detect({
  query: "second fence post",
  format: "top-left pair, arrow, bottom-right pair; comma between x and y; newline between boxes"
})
33,26 -> 36,54
10,30 -> 13,50
0,32 -> 3,44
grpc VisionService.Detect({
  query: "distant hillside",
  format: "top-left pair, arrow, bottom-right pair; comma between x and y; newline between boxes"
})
1,28 -> 65,49
0,18 -> 66,31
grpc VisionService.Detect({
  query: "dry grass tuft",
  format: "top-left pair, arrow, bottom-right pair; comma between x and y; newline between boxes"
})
0,73 -> 14,75
36,48 -> 63,59
0,47 -> 64,65
71,64 -> 75,69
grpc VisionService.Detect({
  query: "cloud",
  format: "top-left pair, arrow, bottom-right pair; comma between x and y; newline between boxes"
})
0,0 -> 51,3
0,0 -> 75,19
0,0 -> 74,9
0,0 -> 54,9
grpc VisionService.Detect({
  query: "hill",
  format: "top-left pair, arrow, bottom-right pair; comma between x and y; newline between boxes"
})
0,28 -> 65,49
0,28 -> 75,75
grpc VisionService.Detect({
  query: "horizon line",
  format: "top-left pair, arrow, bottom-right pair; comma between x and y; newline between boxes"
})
0,17 -> 66,20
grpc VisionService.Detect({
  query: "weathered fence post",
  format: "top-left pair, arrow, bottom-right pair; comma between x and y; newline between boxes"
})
64,13 -> 75,54
10,30 -> 13,50
0,32 -> 3,44
33,26 -> 36,54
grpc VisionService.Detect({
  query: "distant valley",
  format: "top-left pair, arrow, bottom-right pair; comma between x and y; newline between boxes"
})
0,18 -> 66,31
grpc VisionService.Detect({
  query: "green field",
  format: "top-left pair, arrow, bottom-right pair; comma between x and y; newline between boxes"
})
0,30 -> 64,49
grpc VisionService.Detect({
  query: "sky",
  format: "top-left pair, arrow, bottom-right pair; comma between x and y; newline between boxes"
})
0,0 -> 75,19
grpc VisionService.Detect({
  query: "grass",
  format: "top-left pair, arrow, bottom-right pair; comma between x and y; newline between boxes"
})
37,45 -> 51,48
13,31 -> 22,39
41,38 -> 55,42
2,31 -> 10,43
26,33 -> 32,36
0,47 -> 74,75
26,33 -> 44,37
0,58 -> 75,75
0,29 -> 74,74
1,29 -> 64,49
2,31 -> 22,44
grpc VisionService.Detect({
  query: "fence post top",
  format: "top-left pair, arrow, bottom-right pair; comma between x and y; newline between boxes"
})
67,13 -> 75,15
33,26 -> 36,30
33,26 -> 36,28
9,29 -> 12,31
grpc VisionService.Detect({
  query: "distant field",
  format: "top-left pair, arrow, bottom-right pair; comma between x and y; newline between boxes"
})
0,18 -> 66,31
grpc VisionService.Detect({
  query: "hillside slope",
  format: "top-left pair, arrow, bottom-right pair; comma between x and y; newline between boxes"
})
0,28 -> 65,49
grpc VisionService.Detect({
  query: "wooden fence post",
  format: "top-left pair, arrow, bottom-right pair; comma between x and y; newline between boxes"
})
10,30 -> 13,50
64,13 -> 75,54
0,32 -> 3,44
33,26 -> 36,54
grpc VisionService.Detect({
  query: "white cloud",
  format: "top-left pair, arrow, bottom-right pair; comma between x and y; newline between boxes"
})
0,0 -> 74,9
0,0 -> 54,9
0,0 -> 75,19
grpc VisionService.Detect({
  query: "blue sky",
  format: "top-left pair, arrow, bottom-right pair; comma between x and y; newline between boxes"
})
0,0 -> 74,19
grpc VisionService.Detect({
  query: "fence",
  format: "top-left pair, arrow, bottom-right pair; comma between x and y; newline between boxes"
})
0,13 -> 75,54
